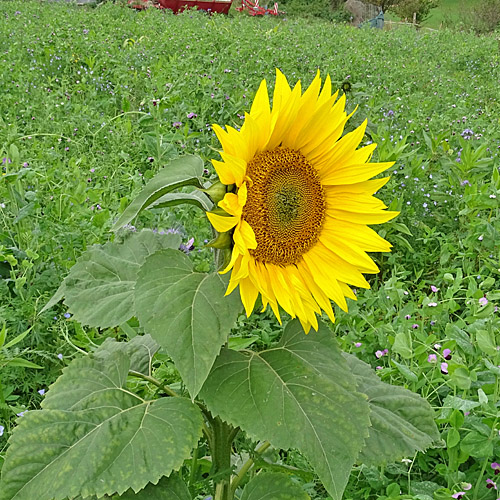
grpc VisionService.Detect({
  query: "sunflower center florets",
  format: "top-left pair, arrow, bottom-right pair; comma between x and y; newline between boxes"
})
242,147 -> 325,266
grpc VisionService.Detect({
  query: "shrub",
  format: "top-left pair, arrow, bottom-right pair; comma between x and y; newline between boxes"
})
390,0 -> 438,24
471,0 -> 500,33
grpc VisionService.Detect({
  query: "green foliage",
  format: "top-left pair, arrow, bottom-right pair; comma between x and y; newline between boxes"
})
277,0 -> 337,20
136,248 -> 241,397
0,2 -> 498,500
390,0 -> 439,23
343,353 -> 441,465
201,320 -> 371,499
43,229 -> 181,327
116,474 -> 192,499
111,155 -> 208,231
240,472 -> 310,500
0,350 -> 203,500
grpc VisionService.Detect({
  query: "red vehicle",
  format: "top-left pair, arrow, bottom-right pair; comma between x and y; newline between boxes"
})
158,0 -> 233,13
128,0 -> 233,13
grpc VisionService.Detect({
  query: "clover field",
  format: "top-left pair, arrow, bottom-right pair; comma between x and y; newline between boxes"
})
0,2 -> 499,499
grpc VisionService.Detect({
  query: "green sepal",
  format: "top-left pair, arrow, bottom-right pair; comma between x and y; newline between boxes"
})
206,231 -> 233,249
199,180 -> 227,204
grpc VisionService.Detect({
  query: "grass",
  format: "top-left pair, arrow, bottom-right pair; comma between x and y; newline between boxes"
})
424,0 -> 483,28
0,1 -> 499,498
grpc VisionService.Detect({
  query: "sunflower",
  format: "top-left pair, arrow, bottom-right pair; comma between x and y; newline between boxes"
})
206,70 -> 398,332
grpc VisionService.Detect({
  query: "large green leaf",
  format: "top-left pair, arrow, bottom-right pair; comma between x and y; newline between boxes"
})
240,472 -> 310,500
200,321 -> 370,500
0,352 -> 203,500
60,230 -> 181,328
94,334 -> 160,376
116,474 -> 191,499
135,249 -> 241,398
112,156 -> 205,231
342,352 -> 441,465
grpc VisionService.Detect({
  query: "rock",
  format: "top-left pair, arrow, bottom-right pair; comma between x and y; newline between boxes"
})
345,0 -> 379,26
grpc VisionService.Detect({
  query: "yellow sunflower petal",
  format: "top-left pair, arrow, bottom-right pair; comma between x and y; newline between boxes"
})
338,281 -> 357,301
239,277 -> 259,317
249,79 -> 271,131
319,227 -> 380,274
327,209 -> 399,225
296,261 -> 336,324
284,70 -> 323,148
233,219 -> 257,253
304,242 -> 371,288
322,218 -> 392,253
214,152 -> 247,186
267,79 -> 303,150
325,176 -> 390,196
218,192 -> 241,216
206,212 -> 238,233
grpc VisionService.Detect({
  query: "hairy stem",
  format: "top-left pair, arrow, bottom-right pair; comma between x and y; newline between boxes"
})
230,441 -> 271,496
212,417 -> 234,500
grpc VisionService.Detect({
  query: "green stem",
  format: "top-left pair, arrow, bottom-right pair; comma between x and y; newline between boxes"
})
189,444 -> 199,490
230,441 -> 271,496
128,370 -> 178,398
211,417 -> 234,500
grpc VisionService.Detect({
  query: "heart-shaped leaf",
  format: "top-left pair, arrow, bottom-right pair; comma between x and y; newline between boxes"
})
200,320 -> 370,500
135,249 -> 241,398
0,352 -> 203,500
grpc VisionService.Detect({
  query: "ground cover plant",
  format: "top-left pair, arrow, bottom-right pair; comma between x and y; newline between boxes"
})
0,1 -> 499,499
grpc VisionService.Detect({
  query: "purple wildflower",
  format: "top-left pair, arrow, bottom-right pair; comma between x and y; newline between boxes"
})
443,348 -> 452,360
354,342 -> 362,348
38,389 -> 45,396
179,237 -> 195,254
441,362 -> 448,374
427,354 -> 437,363
405,314 -> 411,320
486,478 -> 497,489
412,323 -> 419,329
492,462 -> 500,475
64,312 -> 71,319
479,297 -> 488,307
452,493 -> 465,499
16,411 -> 27,418
172,121 -> 182,128
187,112 -> 197,119
431,285 -> 438,293
57,353 -> 63,360
428,302 -> 438,307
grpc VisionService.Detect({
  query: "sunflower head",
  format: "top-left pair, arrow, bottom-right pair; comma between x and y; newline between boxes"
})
206,70 -> 398,332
